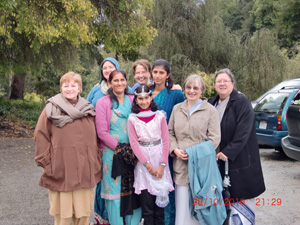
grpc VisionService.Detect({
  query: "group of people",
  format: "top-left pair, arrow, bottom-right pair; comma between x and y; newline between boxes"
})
34,57 -> 265,225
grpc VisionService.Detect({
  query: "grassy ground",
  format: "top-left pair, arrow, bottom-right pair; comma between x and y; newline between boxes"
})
0,98 -> 44,138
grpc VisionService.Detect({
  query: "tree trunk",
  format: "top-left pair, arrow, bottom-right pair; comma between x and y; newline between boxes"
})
7,65 -> 13,99
10,74 -> 26,100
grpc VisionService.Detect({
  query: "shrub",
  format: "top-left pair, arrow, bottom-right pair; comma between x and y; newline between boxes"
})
0,98 -> 44,128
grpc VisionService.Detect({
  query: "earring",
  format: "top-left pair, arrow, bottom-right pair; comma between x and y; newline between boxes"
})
166,79 -> 169,87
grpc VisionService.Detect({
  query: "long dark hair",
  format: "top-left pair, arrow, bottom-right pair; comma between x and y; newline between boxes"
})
150,59 -> 174,91
107,70 -> 131,108
132,85 -> 158,114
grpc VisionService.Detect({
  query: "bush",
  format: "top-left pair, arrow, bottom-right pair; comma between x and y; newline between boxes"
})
0,98 -> 44,128
24,93 -> 43,102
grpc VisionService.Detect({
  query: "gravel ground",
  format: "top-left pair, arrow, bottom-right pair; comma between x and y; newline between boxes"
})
256,148 -> 300,224
0,138 -> 300,225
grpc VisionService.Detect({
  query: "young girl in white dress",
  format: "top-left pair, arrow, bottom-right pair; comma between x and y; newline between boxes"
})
128,85 -> 174,225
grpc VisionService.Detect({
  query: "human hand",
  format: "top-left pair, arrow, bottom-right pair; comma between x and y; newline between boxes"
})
216,152 -> 228,161
171,84 -> 182,91
146,163 -> 157,176
174,149 -> 188,161
156,165 -> 165,179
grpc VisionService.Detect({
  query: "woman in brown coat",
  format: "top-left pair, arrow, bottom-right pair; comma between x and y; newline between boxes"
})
34,72 -> 102,225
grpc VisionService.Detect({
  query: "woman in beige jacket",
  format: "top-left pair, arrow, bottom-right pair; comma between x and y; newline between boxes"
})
168,74 -> 221,225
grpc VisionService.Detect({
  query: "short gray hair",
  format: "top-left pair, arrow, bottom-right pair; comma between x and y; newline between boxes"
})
214,68 -> 236,85
183,74 -> 206,97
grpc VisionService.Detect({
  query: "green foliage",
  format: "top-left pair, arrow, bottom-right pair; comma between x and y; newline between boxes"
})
24,92 -> 42,102
0,0 -> 156,100
81,65 -> 101,99
146,0 -> 300,102
1,0 -> 300,124
91,0 -> 157,52
30,63 -> 61,100
247,0 -> 300,48
251,0 -> 277,30
197,71 -> 216,98
148,0 -> 241,80
273,0 -> 300,48
117,57 -> 137,88
220,0 -> 255,36
229,29 -> 286,100
0,98 -> 44,127
1,0 -> 97,50
281,45 -> 300,79
170,54 -> 200,86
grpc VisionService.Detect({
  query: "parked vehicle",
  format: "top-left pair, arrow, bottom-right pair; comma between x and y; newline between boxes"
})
251,78 -> 300,108
254,88 -> 299,151
281,90 -> 300,160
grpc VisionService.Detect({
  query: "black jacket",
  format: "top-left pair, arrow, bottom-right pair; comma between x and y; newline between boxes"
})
208,89 -> 265,200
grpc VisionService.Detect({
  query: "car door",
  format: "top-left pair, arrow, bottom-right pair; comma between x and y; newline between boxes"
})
286,91 -> 300,146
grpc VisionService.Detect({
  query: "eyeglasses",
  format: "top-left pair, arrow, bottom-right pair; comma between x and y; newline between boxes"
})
102,66 -> 115,71
185,86 -> 200,91
135,71 -> 149,76
215,80 -> 232,84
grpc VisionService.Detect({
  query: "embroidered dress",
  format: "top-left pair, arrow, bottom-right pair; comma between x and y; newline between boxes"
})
129,111 -> 174,206
101,96 -> 131,200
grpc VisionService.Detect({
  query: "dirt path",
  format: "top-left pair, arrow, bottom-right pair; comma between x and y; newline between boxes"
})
1,139 -> 300,224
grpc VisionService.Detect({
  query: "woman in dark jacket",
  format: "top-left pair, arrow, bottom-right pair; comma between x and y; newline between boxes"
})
208,68 -> 265,225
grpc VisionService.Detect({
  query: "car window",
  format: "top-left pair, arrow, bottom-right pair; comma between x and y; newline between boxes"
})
254,92 -> 290,113
291,91 -> 300,105
270,80 -> 300,91
255,79 -> 300,103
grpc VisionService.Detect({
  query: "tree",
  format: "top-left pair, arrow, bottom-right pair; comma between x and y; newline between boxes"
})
251,0 -> 300,48
251,0 -> 277,30
273,0 -> 300,48
0,0 -> 157,99
229,29 -> 286,100
220,0 -> 255,36
91,0 -> 157,53
148,0 -> 239,84
0,0 -> 98,99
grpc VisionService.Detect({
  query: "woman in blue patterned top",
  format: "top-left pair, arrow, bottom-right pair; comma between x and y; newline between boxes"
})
150,59 -> 185,225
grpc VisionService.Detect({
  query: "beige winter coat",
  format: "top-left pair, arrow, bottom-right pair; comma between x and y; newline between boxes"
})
168,99 -> 220,186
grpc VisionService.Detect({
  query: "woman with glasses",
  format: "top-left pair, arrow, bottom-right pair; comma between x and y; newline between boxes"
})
131,59 -> 182,93
208,68 -> 265,225
87,57 -> 120,108
131,59 -> 152,92
168,74 -> 222,225
87,57 -> 119,225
